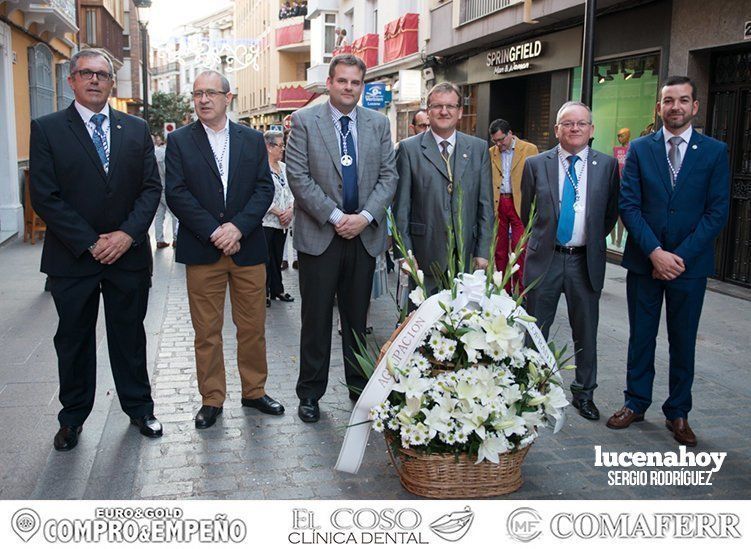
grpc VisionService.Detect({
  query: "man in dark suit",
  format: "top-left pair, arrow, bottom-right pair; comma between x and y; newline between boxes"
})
286,55 -> 397,423
394,81 -> 494,293
166,70 -> 283,430
606,76 -> 730,446
29,48 -> 163,451
521,101 -> 620,421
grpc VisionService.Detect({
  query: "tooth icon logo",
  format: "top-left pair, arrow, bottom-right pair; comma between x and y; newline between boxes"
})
12,508 -> 41,542
430,506 -> 474,542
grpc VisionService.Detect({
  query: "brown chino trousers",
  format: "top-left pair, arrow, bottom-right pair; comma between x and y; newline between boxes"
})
186,256 -> 268,406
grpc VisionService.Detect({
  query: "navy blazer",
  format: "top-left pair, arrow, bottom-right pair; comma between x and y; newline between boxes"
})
29,102 -> 161,277
619,129 -> 730,278
165,120 -> 274,266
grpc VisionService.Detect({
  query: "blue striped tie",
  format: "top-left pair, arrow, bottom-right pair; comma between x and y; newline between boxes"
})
340,116 -> 358,214
556,155 -> 578,245
90,113 -> 109,172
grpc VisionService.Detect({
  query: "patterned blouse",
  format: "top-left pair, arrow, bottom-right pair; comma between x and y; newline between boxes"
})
262,161 -> 294,230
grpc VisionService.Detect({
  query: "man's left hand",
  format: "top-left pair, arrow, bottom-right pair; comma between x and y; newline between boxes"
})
93,231 -> 134,265
474,257 -> 489,270
335,214 -> 369,240
211,223 -> 243,254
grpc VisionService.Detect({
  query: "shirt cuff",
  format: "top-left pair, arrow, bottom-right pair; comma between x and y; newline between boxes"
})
328,208 -> 345,225
359,210 -> 374,224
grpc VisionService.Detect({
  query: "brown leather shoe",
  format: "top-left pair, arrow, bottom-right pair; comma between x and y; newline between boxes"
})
606,406 -> 645,429
156,241 -> 169,249
666,418 -> 697,447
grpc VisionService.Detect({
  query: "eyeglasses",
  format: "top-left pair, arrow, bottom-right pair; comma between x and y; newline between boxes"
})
73,69 -> 113,81
428,104 -> 460,112
491,133 -> 509,145
191,89 -> 227,100
557,121 -> 592,129
414,123 -> 430,129
269,142 -> 285,149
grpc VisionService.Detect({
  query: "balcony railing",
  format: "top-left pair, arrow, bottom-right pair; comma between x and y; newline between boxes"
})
459,0 -> 524,25
306,0 -> 339,19
275,15 -> 311,50
5,0 -> 78,35
306,63 -> 328,90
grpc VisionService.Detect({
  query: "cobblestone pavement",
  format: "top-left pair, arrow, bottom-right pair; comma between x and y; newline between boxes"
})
2,236 -> 750,500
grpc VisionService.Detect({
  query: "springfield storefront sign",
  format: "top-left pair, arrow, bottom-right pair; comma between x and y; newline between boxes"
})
461,26 -> 583,83
487,40 -> 543,74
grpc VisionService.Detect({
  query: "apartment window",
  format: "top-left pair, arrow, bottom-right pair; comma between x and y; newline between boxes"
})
85,9 -> 97,44
324,13 -> 337,57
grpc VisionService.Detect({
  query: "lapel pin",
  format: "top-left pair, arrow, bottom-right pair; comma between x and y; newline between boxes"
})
116,125 -> 122,129
592,160 -> 597,165
463,153 -> 468,158
692,144 -> 697,150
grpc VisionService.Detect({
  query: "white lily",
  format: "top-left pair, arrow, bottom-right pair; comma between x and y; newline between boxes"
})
409,287 -> 426,306
476,435 -> 511,464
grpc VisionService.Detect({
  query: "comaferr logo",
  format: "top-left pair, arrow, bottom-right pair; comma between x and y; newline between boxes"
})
550,513 -> 741,539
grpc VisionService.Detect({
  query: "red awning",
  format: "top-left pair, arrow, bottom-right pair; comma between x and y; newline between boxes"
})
383,13 -> 419,64
276,22 -> 304,47
351,33 -> 379,68
277,85 -> 319,110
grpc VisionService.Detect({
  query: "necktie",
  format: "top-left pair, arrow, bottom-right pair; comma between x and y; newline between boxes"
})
668,136 -> 683,187
90,113 -> 109,172
339,116 -> 358,213
556,155 -> 579,245
440,140 -> 451,162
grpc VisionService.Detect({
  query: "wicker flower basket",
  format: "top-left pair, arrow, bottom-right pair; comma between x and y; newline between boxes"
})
385,432 -> 530,498
377,316 -> 531,499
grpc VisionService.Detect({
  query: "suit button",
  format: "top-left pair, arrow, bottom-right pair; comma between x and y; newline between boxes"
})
338,184 -> 342,190
219,213 -> 224,219
670,209 -> 675,215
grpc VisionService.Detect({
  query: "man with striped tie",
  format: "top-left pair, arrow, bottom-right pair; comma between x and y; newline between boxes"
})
30,48 -> 163,451
520,101 -> 620,421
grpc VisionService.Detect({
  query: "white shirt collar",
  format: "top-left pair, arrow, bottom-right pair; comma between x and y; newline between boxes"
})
558,144 -> 589,162
201,116 -> 230,136
75,101 -> 110,124
431,129 -> 456,150
663,125 -> 692,145
329,101 -> 357,123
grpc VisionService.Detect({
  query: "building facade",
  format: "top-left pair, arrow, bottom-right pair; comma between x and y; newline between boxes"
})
0,0 -> 77,241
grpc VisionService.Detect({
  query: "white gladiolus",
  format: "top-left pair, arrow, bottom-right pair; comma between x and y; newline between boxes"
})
409,287 -> 425,306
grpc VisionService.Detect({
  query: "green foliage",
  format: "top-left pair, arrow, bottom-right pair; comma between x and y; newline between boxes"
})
147,91 -> 192,137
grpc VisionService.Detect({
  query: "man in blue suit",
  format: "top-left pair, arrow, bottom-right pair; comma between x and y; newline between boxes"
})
606,76 -> 730,446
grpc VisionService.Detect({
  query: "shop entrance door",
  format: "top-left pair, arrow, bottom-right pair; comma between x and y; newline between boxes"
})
707,48 -> 751,287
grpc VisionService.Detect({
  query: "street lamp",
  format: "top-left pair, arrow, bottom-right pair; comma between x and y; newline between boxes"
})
135,1 -> 153,122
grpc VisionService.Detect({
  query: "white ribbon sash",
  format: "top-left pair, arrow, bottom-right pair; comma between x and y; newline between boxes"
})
335,283 -> 564,474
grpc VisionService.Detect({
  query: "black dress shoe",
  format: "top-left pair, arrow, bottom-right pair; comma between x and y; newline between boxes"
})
195,405 -> 223,429
298,398 -> 320,423
273,293 -> 295,302
130,415 -> 163,438
573,399 -> 600,420
292,260 -> 299,270
241,395 -> 285,415
54,425 -> 82,451
266,297 -> 271,308
281,260 -> 289,271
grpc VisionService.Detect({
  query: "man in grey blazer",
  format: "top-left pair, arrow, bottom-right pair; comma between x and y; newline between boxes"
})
286,55 -> 398,423
521,101 -> 620,421
394,82 -> 494,292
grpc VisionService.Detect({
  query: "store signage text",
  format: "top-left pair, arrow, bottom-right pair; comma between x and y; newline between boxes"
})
486,40 -> 543,74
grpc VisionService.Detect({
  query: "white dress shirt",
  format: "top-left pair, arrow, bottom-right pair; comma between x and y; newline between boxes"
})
500,138 -> 515,194
558,145 -> 590,247
663,125 -> 693,170
75,101 -> 111,147
327,101 -> 373,225
202,117 -> 230,200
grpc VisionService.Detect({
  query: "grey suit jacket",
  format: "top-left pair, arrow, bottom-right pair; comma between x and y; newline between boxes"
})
520,147 -> 620,292
285,102 -> 398,257
394,130 -> 494,275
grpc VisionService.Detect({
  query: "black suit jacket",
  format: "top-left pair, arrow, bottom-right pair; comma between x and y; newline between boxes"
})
29,102 -> 161,277
165,120 -> 274,266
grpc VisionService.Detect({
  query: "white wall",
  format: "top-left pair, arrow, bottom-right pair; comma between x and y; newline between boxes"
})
0,22 -> 22,238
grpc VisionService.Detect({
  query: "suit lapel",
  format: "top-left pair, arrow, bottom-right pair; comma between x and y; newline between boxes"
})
672,130 -> 703,197
584,149 -> 600,231
106,109 -> 123,183
649,130 -> 674,196
420,131 -> 451,182
510,140 -> 523,173
315,104 -> 343,179
545,149 -> 560,221
226,121 -> 245,192
355,106 -> 368,184
66,103 -> 107,182
191,122 -> 222,182
453,132 -> 471,184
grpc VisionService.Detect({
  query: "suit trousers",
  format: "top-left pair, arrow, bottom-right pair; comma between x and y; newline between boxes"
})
49,268 -> 154,426
296,235 -> 375,401
186,257 -> 268,406
525,251 -> 600,401
624,272 -> 707,420
494,196 -> 526,292
263,226 -> 287,296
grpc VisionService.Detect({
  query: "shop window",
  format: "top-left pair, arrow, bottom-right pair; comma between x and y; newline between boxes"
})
571,53 -> 660,252
457,84 -> 477,137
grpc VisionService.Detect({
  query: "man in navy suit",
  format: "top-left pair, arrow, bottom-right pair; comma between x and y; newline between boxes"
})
606,76 -> 730,446
166,70 -> 284,430
30,48 -> 163,451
